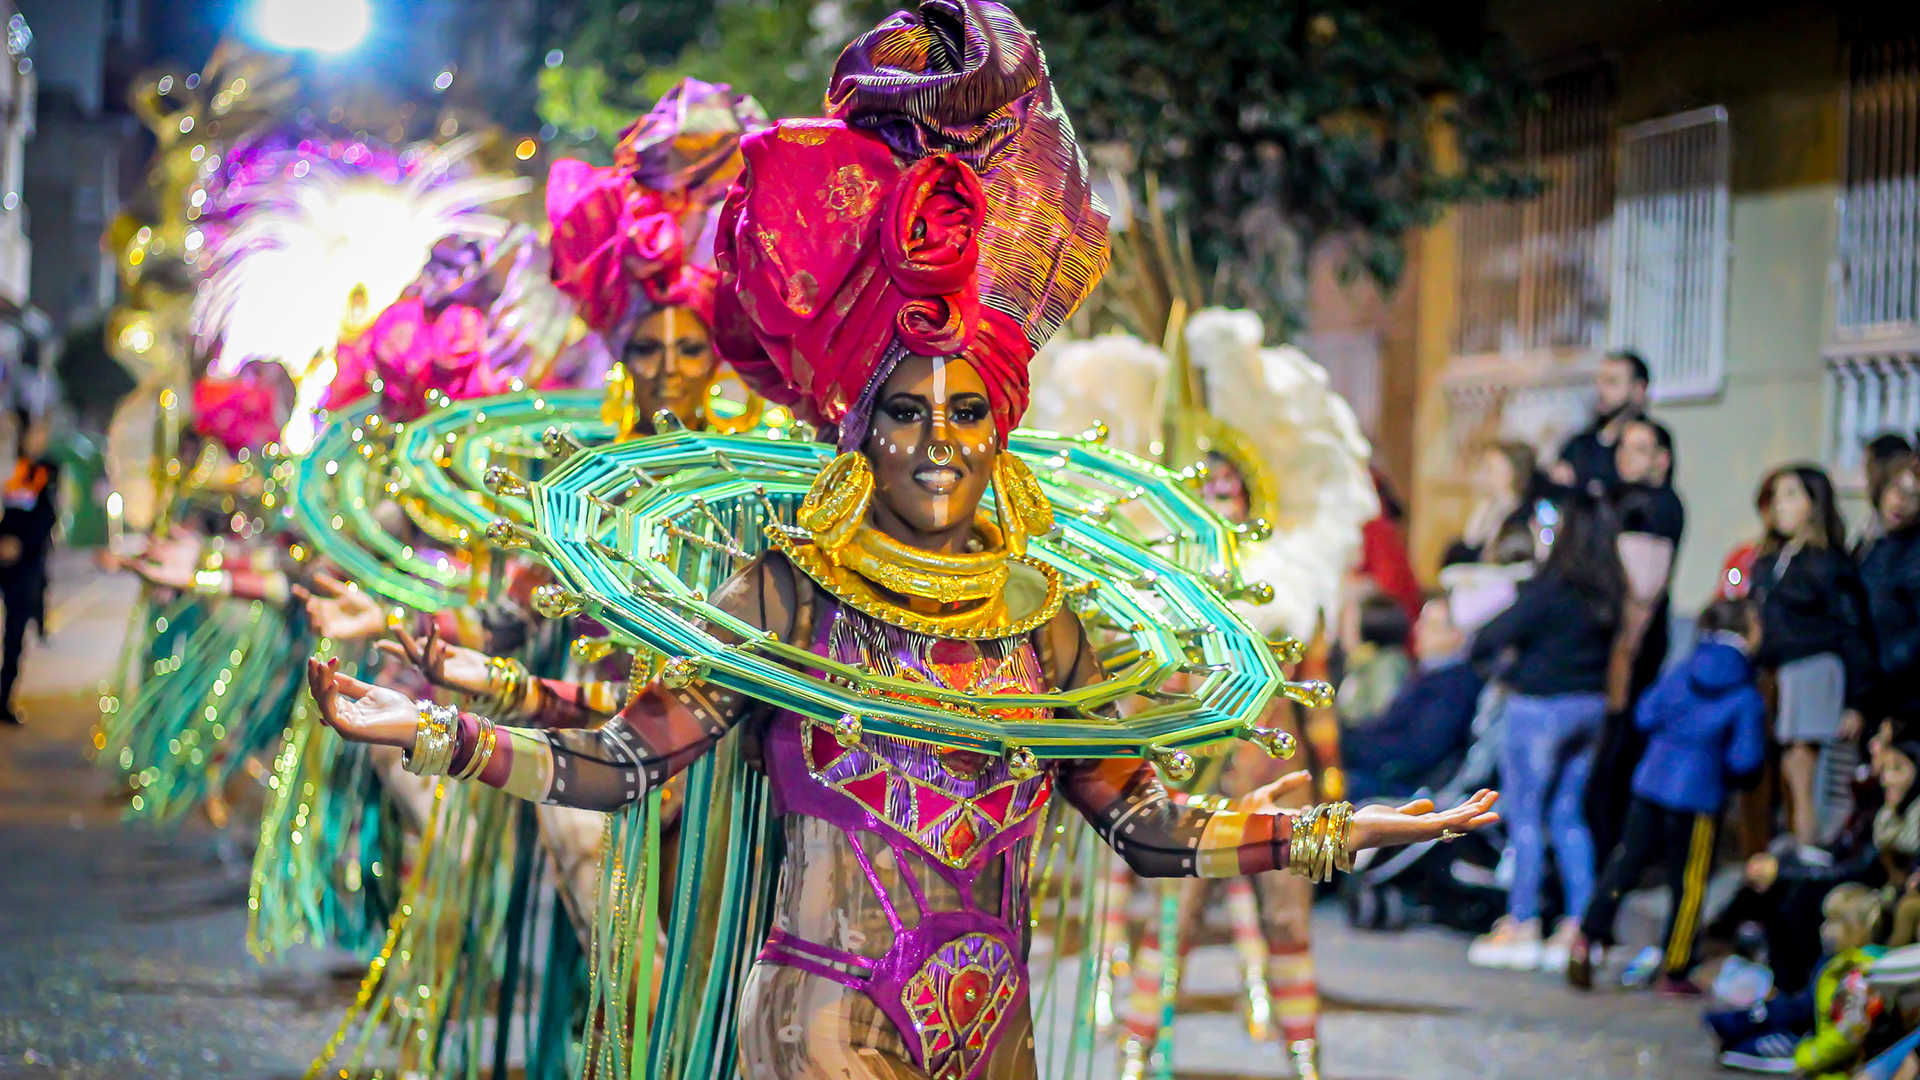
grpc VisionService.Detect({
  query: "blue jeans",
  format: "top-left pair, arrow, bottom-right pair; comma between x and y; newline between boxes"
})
1500,691 -> 1606,923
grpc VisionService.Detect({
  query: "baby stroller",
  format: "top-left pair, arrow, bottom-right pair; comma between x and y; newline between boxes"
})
1340,685 -> 1508,934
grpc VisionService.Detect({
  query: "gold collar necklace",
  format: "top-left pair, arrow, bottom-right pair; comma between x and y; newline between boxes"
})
778,451 -> 1062,639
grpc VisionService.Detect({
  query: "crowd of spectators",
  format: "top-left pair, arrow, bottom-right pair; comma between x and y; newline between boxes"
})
1332,349 -> 1920,1077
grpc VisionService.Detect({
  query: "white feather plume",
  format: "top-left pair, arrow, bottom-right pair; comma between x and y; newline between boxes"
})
1024,331 -> 1171,458
1186,307 -> 1379,640
191,134 -> 528,450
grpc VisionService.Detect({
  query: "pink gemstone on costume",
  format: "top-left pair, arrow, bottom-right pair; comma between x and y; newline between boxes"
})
973,783 -> 1015,826
927,638 -> 975,666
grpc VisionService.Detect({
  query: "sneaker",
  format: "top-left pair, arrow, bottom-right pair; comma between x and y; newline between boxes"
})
1539,918 -> 1581,974
1468,916 -> 1542,970
1619,945 -> 1663,988
1654,974 -> 1704,998
1717,1032 -> 1799,1073
1566,930 -> 1605,991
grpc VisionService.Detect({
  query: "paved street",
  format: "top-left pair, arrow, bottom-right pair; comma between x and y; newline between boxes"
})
0,555 -> 1721,1079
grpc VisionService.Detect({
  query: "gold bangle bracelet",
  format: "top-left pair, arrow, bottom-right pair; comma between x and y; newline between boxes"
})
458,718 -> 498,780
1287,802 -> 1357,883
404,701 -> 458,776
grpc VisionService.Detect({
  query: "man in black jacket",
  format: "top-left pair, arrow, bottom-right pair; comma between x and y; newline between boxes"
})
0,410 -> 58,725
1551,350 -> 1674,500
1588,417 -> 1687,863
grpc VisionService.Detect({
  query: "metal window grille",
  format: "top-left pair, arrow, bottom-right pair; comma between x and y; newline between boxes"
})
1609,107 -> 1731,401
1826,350 -> 1920,473
1837,37 -> 1920,334
1454,64 -> 1615,358
1826,34 -> 1920,480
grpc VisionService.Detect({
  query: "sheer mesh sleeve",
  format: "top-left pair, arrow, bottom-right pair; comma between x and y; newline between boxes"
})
434,554 -> 799,811
1036,609 -> 1294,878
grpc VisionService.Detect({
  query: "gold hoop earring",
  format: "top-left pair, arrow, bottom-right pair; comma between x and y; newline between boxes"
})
993,453 -> 1054,555
700,373 -> 767,436
602,363 -> 641,439
798,452 -> 873,557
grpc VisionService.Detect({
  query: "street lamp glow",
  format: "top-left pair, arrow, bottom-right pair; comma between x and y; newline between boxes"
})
250,0 -> 370,54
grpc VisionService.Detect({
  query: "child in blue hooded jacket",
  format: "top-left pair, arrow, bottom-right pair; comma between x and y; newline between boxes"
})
1570,597 -> 1769,992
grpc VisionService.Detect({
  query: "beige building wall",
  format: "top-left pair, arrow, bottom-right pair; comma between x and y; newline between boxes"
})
1403,3 -> 1851,603
1617,8 -> 1844,603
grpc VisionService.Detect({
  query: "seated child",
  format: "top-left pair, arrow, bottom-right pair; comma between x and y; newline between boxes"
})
1714,884 -> 1887,1075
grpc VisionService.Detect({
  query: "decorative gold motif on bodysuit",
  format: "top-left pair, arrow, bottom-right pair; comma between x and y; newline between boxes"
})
901,933 -> 1022,1079
801,717 -> 1053,870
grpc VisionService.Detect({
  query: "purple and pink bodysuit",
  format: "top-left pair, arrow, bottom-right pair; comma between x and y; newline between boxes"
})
437,565 -> 1296,1079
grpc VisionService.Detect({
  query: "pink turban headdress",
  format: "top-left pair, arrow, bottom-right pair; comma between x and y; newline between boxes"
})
546,78 -> 768,336
711,0 -> 1111,448
191,360 -> 296,455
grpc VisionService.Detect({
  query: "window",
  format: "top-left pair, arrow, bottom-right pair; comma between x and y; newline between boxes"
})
1826,34 -> 1920,478
1836,37 -> 1920,334
1609,106 -> 1732,401
1453,63 -> 1615,358
1826,350 -> 1920,474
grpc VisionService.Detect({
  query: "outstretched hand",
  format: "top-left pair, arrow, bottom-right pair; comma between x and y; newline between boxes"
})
130,531 -> 203,590
305,656 -> 419,748
295,573 -> 387,643
376,623 -> 491,696
1348,790 -> 1501,853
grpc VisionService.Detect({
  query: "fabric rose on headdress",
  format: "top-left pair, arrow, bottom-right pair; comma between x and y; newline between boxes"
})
323,230 -> 552,413
192,360 -> 295,455
352,297 -> 511,420
714,123 -> 1036,445
323,332 -> 375,410
547,158 -> 712,333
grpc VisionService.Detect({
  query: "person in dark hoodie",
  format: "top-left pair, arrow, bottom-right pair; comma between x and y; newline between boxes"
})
1750,464 -> 1877,852
1860,457 -> 1920,739
1569,597 -> 1769,993
1466,488 -> 1625,972
1342,594 -> 1486,804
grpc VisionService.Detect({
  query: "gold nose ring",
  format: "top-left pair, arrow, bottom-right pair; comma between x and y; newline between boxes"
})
927,444 -> 955,467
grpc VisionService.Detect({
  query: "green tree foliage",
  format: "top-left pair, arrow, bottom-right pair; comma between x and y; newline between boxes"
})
533,0 -> 717,155
1021,0 -> 1538,326
537,0 -> 1537,328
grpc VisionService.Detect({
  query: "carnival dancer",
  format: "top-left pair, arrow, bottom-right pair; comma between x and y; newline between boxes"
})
1029,303 -> 1376,1079
303,5 -> 1498,1079
288,80 -> 774,1079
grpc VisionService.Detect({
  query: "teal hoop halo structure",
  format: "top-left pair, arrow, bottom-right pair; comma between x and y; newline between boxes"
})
487,423 -> 1324,771
286,386 -> 778,613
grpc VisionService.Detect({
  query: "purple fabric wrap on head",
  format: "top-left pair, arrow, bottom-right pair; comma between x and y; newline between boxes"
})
615,77 -> 770,210
826,0 -> 1110,357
